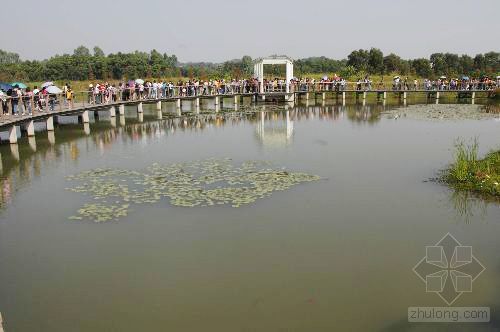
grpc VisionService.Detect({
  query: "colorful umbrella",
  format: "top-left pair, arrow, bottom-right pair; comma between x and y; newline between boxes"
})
11,82 -> 27,89
135,79 -> 144,84
46,85 -> 62,94
461,76 -> 469,80
0,82 -> 13,91
439,76 -> 447,79
41,81 -> 54,88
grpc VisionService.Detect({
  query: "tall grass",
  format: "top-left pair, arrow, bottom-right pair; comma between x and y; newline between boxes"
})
445,138 -> 500,199
449,138 -> 478,182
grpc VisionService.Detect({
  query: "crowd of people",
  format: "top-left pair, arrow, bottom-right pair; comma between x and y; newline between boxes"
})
0,74 -> 498,116
0,83 -> 74,116
87,79 -> 263,105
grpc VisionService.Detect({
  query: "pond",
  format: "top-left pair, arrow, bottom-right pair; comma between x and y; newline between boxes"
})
0,101 -> 499,331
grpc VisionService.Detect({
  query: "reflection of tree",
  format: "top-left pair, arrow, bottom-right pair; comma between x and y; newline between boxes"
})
0,103 -> 389,211
345,104 -> 383,125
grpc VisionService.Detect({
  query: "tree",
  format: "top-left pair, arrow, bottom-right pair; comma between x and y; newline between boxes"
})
384,53 -> 402,73
458,55 -> 474,75
73,46 -> 91,57
368,48 -> 384,74
411,58 -> 432,77
430,53 -> 446,75
93,46 -> 105,57
241,55 -> 253,75
347,49 -> 370,72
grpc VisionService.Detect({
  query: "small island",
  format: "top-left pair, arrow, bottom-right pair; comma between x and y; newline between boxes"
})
444,139 -> 500,199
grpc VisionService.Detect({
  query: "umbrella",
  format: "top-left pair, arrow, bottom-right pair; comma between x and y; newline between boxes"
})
46,85 -> 62,94
135,79 -> 144,84
0,82 -> 13,91
393,76 -> 400,79
41,81 -> 54,88
439,76 -> 446,79
461,76 -> 469,80
322,76 -> 328,80
11,82 -> 27,89
128,80 -> 135,87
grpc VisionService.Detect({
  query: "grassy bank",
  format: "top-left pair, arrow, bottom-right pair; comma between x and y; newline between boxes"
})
444,139 -> 500,199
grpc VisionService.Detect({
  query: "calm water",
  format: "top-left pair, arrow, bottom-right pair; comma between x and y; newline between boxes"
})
0,101 -> 499,331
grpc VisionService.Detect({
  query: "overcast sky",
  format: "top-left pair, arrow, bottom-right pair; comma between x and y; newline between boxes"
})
2,0 -> 498,62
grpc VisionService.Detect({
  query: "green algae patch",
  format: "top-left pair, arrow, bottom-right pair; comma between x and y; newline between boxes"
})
65,159 -> 321,222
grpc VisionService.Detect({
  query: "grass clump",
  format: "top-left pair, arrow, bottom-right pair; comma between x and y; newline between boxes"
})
444,138 -> 500,199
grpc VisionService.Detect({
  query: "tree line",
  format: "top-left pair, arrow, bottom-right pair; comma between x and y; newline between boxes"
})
0,46 -> 498,82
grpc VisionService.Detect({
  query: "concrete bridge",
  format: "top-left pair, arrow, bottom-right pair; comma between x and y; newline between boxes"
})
0,88 -> 491,144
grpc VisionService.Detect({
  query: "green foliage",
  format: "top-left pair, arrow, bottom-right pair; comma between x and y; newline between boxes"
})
445,139 -> 500,198
0,47 -> 498,82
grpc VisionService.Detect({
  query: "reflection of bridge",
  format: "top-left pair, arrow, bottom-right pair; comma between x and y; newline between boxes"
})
0,86 -> 491,145
255,111 -> 294,147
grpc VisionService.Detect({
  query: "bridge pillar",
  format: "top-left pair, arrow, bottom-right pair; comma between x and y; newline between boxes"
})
175,99 -> 181,109
109,106 -> 116,117
138,112 -> 144,123
157,110 -> 163,119
471,92 -> 475,104
234,95 -> 238,104
119,116 -> 125,127
383,91 -> 387,100
363,92 -> 366,100
137,102 -> 143,113
46,116 -> 54,131
28,136 -> 36,152
322,92 -> 326,101
84,123 -> 90,135
110,117 -> 116,128
48,131 -> 55,145
82,110 -> 90,123
8,125 -> 17,144
119,104 -> 125,115
403,91 -> 407,100
305,93 -> 309,100
435,91 -> 440,104
156,101 -> 162,110
342,92 -> 346,104
195,98 -> 200,107
26,120 -> 35,137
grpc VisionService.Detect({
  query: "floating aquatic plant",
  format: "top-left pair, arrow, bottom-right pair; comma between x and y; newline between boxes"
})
65,158 -> 320,222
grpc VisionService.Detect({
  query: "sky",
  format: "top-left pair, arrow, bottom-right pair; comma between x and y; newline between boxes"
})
2,0 -> 499,63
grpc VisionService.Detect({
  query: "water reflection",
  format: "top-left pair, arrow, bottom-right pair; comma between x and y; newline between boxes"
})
449,190 -> 489,224
0,102 -> 493,215
255,111 -> 294,147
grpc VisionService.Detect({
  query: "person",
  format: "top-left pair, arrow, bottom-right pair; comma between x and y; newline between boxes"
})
88,84 -> 94,104
62,83 -> 69,106
0,90 -> 7,115
11,85 -> 21,116
32,86 -> 40,112
23,87 -> 33,115
66,86 -> 74,109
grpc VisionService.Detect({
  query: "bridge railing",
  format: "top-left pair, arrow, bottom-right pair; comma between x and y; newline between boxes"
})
289,81 -> 497,92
